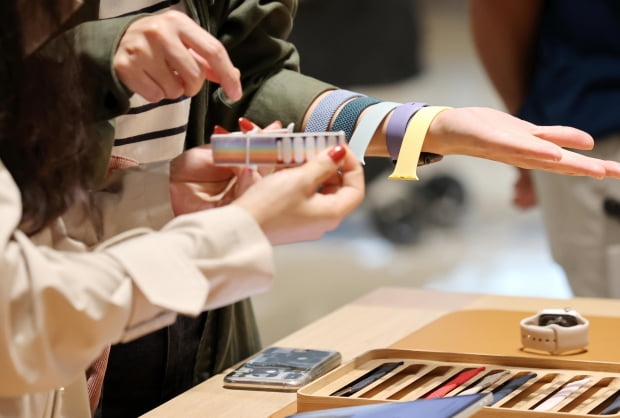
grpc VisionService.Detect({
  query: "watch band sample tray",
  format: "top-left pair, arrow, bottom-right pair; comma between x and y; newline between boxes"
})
297,348 -> 620,416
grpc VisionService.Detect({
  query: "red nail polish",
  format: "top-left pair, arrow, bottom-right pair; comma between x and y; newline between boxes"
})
213,125 -> 230,134
328,145 -> 346,163
238,117 -> 255,133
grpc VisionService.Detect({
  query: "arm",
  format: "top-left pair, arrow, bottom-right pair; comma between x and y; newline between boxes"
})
0,160 -> 274,396
469,0 -> 543,113
210,0 -> 335,135
0,145 -> 363,395
71,0 -> 620,181
469,0 -> 544,208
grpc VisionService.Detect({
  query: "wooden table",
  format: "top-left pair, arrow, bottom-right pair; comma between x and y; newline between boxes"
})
141,287 -> 620,417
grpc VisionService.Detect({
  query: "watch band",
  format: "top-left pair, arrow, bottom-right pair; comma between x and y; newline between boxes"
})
533,377 -> 592,412
348,101 -> 400,162
385,102 -> 427,160
423,367 -> 486,399
330,96 -> 382,141
458,370 -> 509,396
211,131 -> 345,165
305,89 -> 365,133
330,361 -> 404,397
601,391 -> 620,415
520,309 -> 589,355
388,106 -> 451,181
490,373 -> 537,406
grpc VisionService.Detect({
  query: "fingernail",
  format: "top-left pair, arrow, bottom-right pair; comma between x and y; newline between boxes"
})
231,86 -> 242,102
213,125 -> 230,134
238,117 -> 255,133
328,145 -> 346,163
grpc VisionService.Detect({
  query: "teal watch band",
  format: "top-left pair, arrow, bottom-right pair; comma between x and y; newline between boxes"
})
330,96 -> 382,141
348,101 -> 399,162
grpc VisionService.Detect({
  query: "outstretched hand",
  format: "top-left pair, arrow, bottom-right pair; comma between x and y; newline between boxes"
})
423,107 -> 620,179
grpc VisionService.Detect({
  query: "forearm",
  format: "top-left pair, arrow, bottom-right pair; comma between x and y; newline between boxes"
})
1,193 -> 273,395
469,0 -> 543,113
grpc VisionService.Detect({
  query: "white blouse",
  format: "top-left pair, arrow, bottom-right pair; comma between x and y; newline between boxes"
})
0,159 -> 274,417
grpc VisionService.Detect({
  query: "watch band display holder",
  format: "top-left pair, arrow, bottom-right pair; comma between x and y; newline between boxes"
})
297,348 -> 620,416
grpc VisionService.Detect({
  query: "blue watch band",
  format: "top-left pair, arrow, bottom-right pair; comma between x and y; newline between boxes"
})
491,373 -> 537,406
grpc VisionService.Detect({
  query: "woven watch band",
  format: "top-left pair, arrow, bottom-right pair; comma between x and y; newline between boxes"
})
386,102 -> 427,160
330,96 -> 382,141
305,89 -> 364,132
348,101 -> 400,162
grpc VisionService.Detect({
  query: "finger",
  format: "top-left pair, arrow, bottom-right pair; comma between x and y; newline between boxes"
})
150,60 -> 186,99
114,53 -> 166,102
516,151 -> 606,179
126,31 -> 185,99
130,71 -> 166,103
303,146 -> 364,203
531,125 -> 595,150
320,174 -> 343,194
170,146 -> 236,182
163,43 -> 205,97
468,133 -> 563,163
235,168 -> 260,194
257,165 -> 277,176
263,120 -> 283,131
603,160 -> 620,179
238,117 -> 260,133
181,27 -> 242,101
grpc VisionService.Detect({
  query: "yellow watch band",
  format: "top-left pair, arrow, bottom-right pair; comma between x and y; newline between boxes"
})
388,106 -> 451,180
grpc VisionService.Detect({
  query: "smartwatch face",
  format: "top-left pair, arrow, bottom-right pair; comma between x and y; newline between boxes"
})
538,313 -> 579,327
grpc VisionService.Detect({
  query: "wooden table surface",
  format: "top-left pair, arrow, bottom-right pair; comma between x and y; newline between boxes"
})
141,287 -> 620,417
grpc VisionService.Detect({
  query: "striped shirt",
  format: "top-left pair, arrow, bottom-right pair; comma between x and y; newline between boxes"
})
100,0 -> 191,163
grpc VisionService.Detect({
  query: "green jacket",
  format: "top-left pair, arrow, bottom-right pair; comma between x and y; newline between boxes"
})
70,0 -> 335,383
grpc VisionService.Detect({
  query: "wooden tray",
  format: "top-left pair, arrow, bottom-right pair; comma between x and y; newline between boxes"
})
297,348 -> 620,416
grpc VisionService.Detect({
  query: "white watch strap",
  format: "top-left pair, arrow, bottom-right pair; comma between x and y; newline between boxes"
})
458,371 -> 509,396
533,377 -> 591,412
520,312 -> 589,354
348,101 -> 400,163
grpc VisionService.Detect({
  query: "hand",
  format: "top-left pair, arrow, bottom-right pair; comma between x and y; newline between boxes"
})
513,168 -> 537,209
169,119 -> 288,216
169,146 -> 258,216
423,107 -> 620,179
233,145 -> 365,245
113,11 -> 242,102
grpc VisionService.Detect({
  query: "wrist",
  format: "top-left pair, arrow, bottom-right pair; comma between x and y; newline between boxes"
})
421,107 -> 458,156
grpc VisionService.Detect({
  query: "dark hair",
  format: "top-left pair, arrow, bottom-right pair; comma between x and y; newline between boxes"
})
0,1 -> 93,234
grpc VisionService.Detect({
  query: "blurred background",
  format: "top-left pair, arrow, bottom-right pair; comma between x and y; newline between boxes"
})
252,0 -> 573,345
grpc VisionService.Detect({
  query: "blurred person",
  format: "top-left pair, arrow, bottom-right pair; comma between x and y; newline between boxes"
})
470,0 -> 620,298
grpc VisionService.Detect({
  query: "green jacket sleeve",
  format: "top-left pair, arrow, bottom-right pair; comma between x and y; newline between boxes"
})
190,0 -> 335,146
70,15 -> 145,122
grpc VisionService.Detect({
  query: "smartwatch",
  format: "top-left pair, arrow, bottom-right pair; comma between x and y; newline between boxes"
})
520,308 -> 589,355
